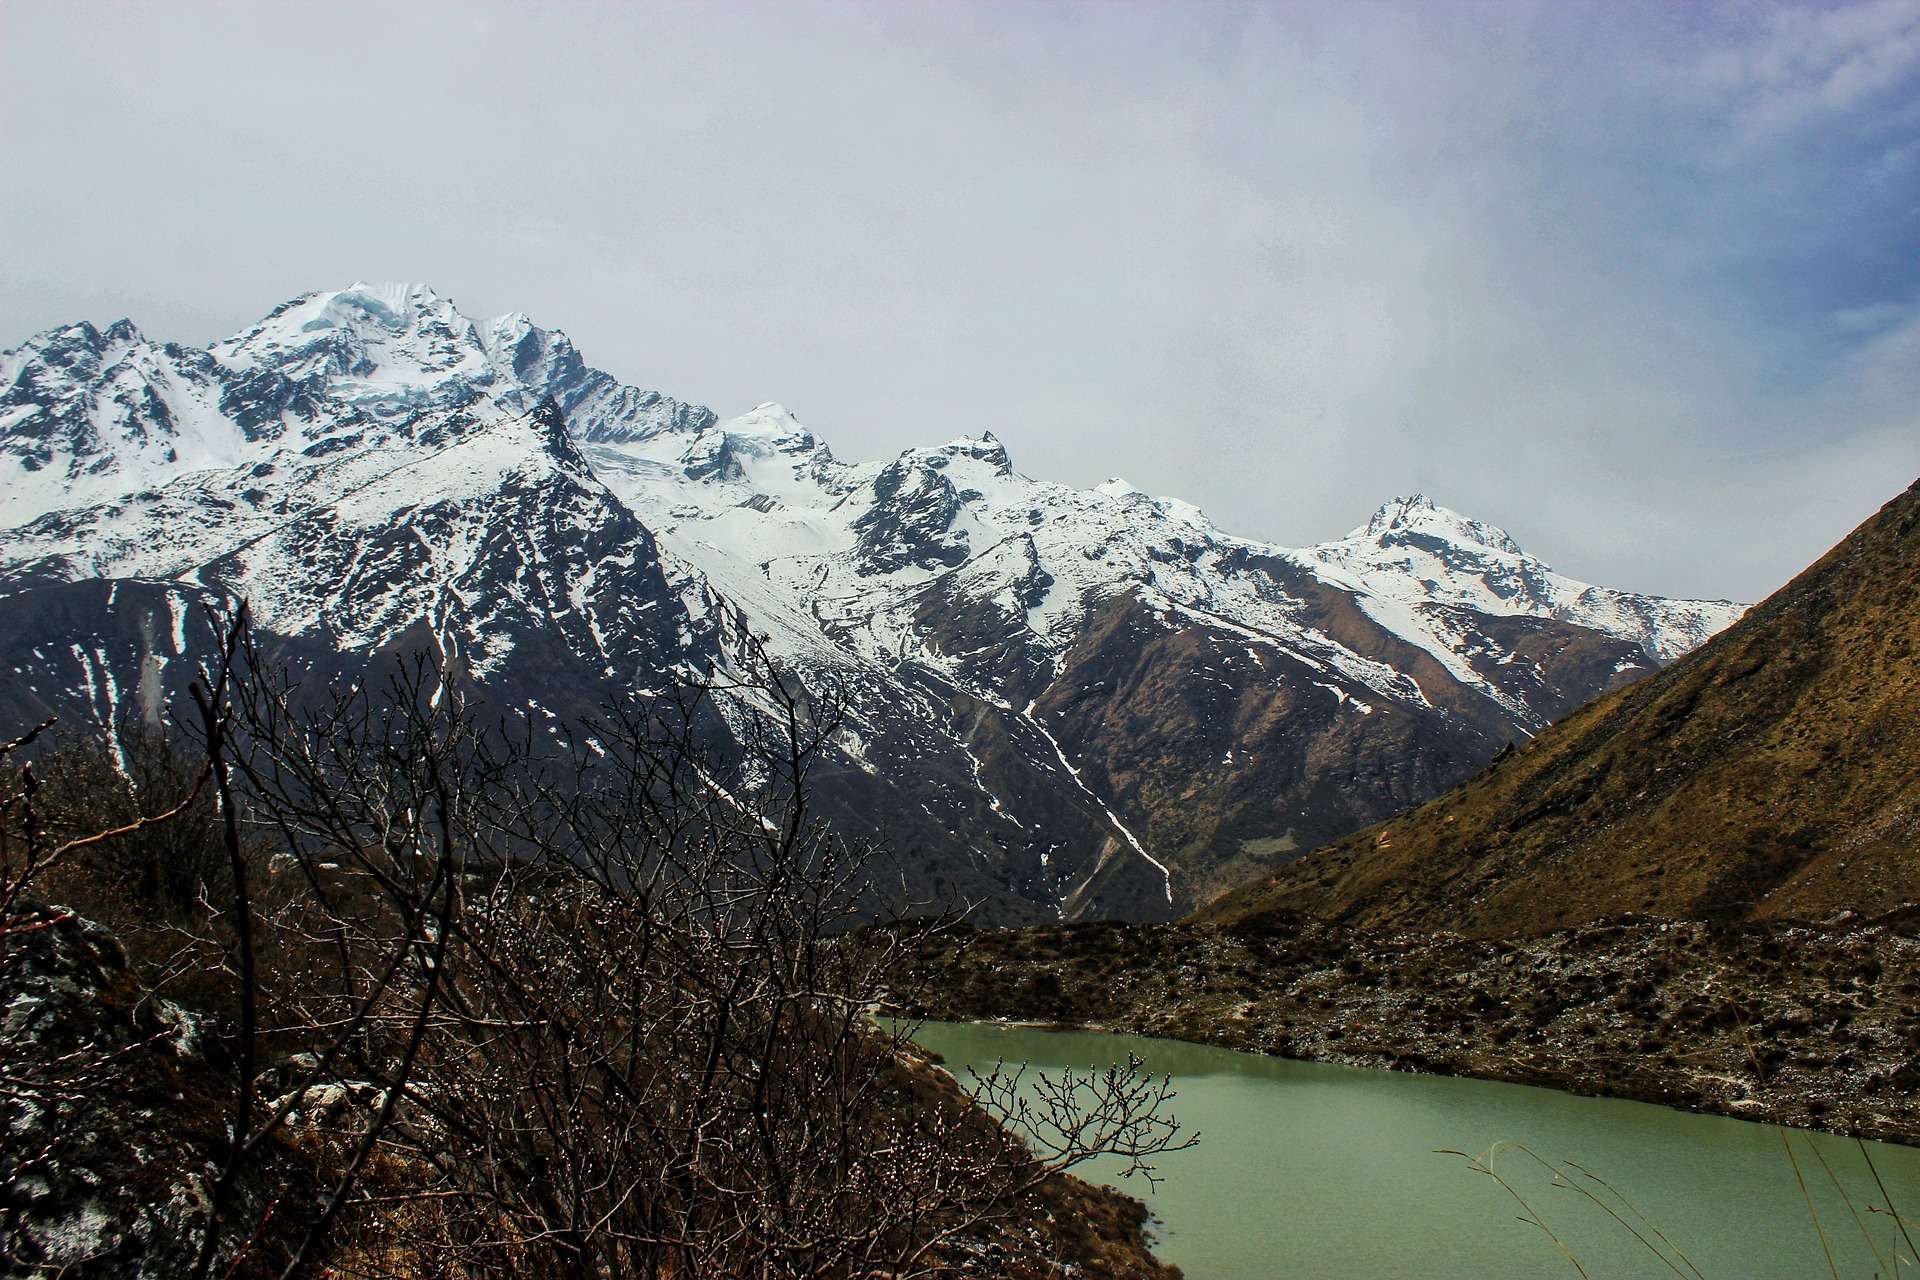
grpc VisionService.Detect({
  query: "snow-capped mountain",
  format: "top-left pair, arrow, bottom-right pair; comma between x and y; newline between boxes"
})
1293,495 -> 1734,663
0,284 -> 1747,920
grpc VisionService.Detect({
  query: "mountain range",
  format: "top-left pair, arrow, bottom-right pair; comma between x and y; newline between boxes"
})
0,283 -> 1746,921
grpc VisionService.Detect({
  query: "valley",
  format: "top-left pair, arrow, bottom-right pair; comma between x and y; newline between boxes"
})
3,283 -> 1911,1279
9,4 -> 1915,1274
899,473 -> 1920,1162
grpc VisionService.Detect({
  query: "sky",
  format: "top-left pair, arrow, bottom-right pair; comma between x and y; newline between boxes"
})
3,0 -> 1917,602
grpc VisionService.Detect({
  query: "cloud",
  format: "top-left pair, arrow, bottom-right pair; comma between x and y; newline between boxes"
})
1833,290 -> 1920,416
1695,0 -> 1920,140
0,0 -> 1915,602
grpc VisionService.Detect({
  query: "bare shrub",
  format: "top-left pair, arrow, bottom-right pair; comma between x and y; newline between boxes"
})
178,609 -> 1195,1278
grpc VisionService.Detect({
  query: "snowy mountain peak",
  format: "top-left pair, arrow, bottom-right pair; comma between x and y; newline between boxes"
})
479,310 -> 544,367
935,432 -> 1014,475
1364,492 -> 1435,529
1360,493 -> 1525,557
1301,493 -> 1741,664
224,281 -> 469,353
211,282 -> 492,399
309,281 -> 455,329
721,403 -> 812,444
661,404 -> 831,485
2,317 -> 147,374
0,283 -> 725,531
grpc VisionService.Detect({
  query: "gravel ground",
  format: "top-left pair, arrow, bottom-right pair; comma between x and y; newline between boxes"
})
900,913 -> 1920,1146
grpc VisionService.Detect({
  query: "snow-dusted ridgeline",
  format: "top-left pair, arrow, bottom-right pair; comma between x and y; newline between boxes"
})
0,284 -> 1747,921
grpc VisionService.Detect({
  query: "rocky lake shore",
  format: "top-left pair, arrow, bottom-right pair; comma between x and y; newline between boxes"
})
900,912 -> 1920,1147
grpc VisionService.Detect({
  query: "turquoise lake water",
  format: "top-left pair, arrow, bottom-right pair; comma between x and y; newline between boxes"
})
911,1020 -> 1920,1280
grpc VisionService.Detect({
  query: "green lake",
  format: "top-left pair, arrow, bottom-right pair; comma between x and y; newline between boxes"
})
910,1020 -> 1920,1280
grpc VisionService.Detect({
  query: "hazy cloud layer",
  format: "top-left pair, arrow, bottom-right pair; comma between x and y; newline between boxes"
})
3,0 -> 1916,600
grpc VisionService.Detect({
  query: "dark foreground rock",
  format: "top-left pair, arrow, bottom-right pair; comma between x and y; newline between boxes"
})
0,901 -> 307,1279
901,914 -> 1920,1146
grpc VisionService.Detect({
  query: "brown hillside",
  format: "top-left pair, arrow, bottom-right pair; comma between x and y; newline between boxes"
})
1198,475 -> 1920,936
1024,586 -> 1654,913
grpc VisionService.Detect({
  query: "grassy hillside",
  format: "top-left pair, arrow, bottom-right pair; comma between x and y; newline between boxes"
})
1200,476 -> 1920,936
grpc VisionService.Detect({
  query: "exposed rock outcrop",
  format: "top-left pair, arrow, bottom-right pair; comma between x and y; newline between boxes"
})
1,902 -> 302,1279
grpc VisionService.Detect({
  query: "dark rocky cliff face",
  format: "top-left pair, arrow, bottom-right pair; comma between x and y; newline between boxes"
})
853,455 -> 972,573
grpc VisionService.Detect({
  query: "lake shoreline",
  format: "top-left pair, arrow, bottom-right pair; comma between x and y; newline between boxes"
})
909,1017 -> 1920,1280
897,912 -> 1920,1149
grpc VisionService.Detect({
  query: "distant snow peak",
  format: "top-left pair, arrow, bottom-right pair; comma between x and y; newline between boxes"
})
1300,492 -> 1744,665
227,282 -> 466,356
718,403 -> 819,454
937,432 -> 1013,476
1364,492 -> 1437,534
729,402 -> 803,430
482,312 -> 568,382
319,280 -> 446,326
1154,495 -> 1212,532
1360,493 -> 1524,557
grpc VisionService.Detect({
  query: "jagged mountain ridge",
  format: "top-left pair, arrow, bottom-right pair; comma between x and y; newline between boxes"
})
0,283 -> 1746,920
